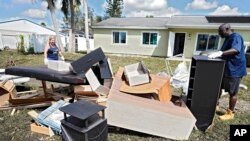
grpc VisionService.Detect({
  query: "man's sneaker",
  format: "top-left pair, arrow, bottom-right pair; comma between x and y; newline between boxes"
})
219,109 -> 234,120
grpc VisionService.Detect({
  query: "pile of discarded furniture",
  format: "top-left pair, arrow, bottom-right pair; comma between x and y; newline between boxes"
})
0,48 -> 225,140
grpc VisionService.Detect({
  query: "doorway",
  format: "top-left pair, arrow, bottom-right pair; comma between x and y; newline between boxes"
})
173,33 -> 185,56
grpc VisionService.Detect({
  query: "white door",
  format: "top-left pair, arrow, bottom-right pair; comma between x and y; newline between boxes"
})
167,31 -> 175,57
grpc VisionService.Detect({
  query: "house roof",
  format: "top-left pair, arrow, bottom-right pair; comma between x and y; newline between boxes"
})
92,17 -> 171,29
92,15 -> 250,30
166,15 -> 250,29
0,19 -> 57,35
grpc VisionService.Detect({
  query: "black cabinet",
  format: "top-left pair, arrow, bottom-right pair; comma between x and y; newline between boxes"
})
186,56 -> 225,131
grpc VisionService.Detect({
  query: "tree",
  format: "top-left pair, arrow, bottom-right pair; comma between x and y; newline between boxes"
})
95,15 -> 103,23
146,15 -> 154,18
61,0 -> 81,52
40,22 -> 47,26
105,0 -> 123,18
45,0 -> 64,52
83,0 -> 90,53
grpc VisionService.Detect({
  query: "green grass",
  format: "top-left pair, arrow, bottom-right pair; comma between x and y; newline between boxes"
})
0,50 -> 250,141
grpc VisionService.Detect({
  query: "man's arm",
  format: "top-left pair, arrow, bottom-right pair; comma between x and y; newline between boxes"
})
222,48 -> 239,56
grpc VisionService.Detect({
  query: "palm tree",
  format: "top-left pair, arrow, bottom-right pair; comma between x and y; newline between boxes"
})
45,0 -> 64,51
61,0 -> 81,52
83,0 -> 90,53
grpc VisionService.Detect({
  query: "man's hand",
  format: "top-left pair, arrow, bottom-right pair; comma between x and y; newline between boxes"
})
60,56 -> 65,61
44,58 -> 48,65
208,51 -> 223,59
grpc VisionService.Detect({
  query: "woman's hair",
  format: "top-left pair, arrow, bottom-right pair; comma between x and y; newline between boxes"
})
49,36 -> 56,42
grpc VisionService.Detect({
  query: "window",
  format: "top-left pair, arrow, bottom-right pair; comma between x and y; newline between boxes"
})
142,32 -> 158,45
113,31 -> 126,44
196,34 -> 220,51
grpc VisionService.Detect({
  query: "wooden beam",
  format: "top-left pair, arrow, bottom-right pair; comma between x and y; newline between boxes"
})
0,102 -> 52,111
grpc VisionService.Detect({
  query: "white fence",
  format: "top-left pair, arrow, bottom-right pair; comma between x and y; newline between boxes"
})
75,37 -> 94,52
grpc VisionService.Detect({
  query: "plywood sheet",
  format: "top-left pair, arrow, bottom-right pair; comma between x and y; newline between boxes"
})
106,75 -> 196,140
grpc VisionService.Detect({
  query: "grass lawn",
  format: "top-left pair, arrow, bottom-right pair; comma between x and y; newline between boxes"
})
0,50 -> 250,141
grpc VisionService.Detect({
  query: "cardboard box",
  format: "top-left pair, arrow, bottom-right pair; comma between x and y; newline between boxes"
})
48,60 -> 71,72
30,123 -> 54,136
124,61 -> 150,86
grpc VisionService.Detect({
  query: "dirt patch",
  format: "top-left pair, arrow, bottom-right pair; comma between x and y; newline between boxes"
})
218,96 -> 250,113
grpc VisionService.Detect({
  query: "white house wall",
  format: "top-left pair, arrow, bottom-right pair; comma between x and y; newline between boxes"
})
0,20 -> 56,35
94,29 -> 168,57
0,20 -> 67,52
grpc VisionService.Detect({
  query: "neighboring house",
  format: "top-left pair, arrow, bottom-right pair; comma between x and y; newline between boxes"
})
0,19 -> 67,53
92,15 -> 250,58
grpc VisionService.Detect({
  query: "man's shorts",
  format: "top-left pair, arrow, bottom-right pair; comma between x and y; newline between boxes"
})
222,77 -> 242,96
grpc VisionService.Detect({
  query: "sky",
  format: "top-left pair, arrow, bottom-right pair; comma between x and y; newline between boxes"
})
0,0 -> 249,29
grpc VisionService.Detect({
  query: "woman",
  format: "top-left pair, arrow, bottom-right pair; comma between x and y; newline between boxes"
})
44,36 -> 64,64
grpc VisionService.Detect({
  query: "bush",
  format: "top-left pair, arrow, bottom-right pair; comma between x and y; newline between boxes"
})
27,47 -> 34,54
17,35 -> 25,54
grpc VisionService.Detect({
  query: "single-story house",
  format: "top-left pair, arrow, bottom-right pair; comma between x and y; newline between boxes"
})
0,19 -> 67,53
92,15 -> 250,58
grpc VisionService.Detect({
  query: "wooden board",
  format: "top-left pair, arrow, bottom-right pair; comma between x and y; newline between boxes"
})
0,102 -> 52,110
8,97 -> 55,105
30,123 -> 54,136
105,77 -> 196,140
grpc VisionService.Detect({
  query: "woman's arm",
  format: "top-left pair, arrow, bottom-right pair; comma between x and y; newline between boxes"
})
44,42 -> 49,58
57,46 -> 65,60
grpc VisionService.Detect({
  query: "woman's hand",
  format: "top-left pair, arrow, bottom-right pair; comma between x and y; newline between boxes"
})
60,56 -> 65,61
44,58 -> 48,65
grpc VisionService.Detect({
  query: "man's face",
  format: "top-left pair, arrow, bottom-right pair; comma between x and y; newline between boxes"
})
218,28 -> 227,38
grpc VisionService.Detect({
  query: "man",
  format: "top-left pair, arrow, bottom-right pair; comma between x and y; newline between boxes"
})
208,23 -> 247,120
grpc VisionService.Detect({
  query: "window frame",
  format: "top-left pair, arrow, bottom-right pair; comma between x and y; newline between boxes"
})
141,31 -> 159,46
194,33 -> 221,54
112,30 -> 127,45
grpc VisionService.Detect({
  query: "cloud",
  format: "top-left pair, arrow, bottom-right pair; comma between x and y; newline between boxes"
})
1,3 -> 14,9
126,7 -> 182,17
124,0 -> 167,11
55,0 -> 62,10
39,0 -> 62,10
22,8 -> 47,19
12,0 -> 34,4
41,1 -> 48,10
185,0 -> 218,10
119,0 -> 181,17
210,5 -> 249,15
